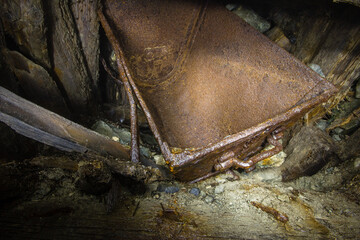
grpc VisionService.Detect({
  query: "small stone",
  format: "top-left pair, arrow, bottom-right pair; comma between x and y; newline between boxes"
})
308,63 -> 325,78
92,120 -> 113,138
225,3 -> 238,11
204,195 -> 214,204
214,185 -> 225,194
153,193 -> 160,199
316,119 -> 329,131
154,155 -> 166,166
205,185 -> 212,189
41,168 -> 65,181
354,158 -> 360,169
232,5 -> 271,33
111,136 -> 119,142
332,134 -> 341,142
333,127 -> 344,134
157,184 -> 179,194
189,187 -> 200,196
165,186 -> 179,194
112,128 -> 131,145
355,79 -> 360,99
140,146 -> 151,158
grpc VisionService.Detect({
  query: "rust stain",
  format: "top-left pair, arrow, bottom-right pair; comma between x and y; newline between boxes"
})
251,201 -> 289,223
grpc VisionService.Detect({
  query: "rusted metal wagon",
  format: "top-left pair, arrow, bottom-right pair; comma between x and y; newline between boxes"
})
99,0 -> 337,182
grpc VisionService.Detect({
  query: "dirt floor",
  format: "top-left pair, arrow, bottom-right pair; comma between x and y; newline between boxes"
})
0,152 -> 359,239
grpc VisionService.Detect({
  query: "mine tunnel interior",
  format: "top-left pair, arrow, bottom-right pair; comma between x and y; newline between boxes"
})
0,0 -> 359,239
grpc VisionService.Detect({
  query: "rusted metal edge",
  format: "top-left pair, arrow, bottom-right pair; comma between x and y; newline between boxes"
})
169,84 -> 337,169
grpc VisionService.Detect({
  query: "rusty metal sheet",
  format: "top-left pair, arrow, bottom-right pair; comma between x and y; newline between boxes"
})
100,0 -> 337,182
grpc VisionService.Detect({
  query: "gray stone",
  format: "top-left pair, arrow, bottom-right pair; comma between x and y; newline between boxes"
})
140,146 -> 151,158
91,121 -> 113,138
204,195 -> 214,204
308,63 -> 325,78
225,3 -> 238,11
112,127 -> 131,145
333,127 -> 344,134
154,155 -> 166,166
189,187 -> 200,196
316,119 -> 329,131
332,134 -> 341,142
232,6 -> 271,33
354,158 -> 360,169
214,185 -> 225,194
356,79 -> 360,99
157,184 -> 179,194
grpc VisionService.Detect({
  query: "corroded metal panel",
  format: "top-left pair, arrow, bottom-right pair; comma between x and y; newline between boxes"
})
100,0 -> 337,182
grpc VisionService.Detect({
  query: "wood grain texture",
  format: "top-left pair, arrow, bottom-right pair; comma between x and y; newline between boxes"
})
0,86 -> 130,159
49,0 -> 94,112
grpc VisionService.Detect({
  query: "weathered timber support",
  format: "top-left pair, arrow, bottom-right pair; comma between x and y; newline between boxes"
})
0,86 -> 130,160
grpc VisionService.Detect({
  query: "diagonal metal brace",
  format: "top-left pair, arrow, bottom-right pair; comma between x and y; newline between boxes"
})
98,10 -> 140,163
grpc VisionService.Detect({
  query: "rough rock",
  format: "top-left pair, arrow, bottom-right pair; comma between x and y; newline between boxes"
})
214,185 -> 224,194
308,63 -> 325,78
48,0 -> 94,112
316,119 -> 329,131
266,26 -> 291,51
232,5 -> 271,33
91,120 -> 113,138
341,127 -> 360,160
0,0 -> 50,68
286,158 -> 359,192
76,161 -> 112,195
204,195 -> 214,204
189,187 -> 200,196
356,79 -> 360,98
157,184 -> 179,194
154,155 -> 165,166
140,146 -> 151,158
3,49 -> 68,114
281,125 -> 340,182
70,0 -> 100,88
112,127 -> 131,145
333,0 -> 360,7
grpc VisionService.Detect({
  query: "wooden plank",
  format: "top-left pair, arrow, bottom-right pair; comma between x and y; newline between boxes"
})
0,86 -> 130,159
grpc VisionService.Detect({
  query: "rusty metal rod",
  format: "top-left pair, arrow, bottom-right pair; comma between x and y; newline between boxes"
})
214,132 -> 283,172
98,10 -> 139,163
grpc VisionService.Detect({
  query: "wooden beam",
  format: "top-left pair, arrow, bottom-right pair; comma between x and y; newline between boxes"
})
0,86 -> 130,160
